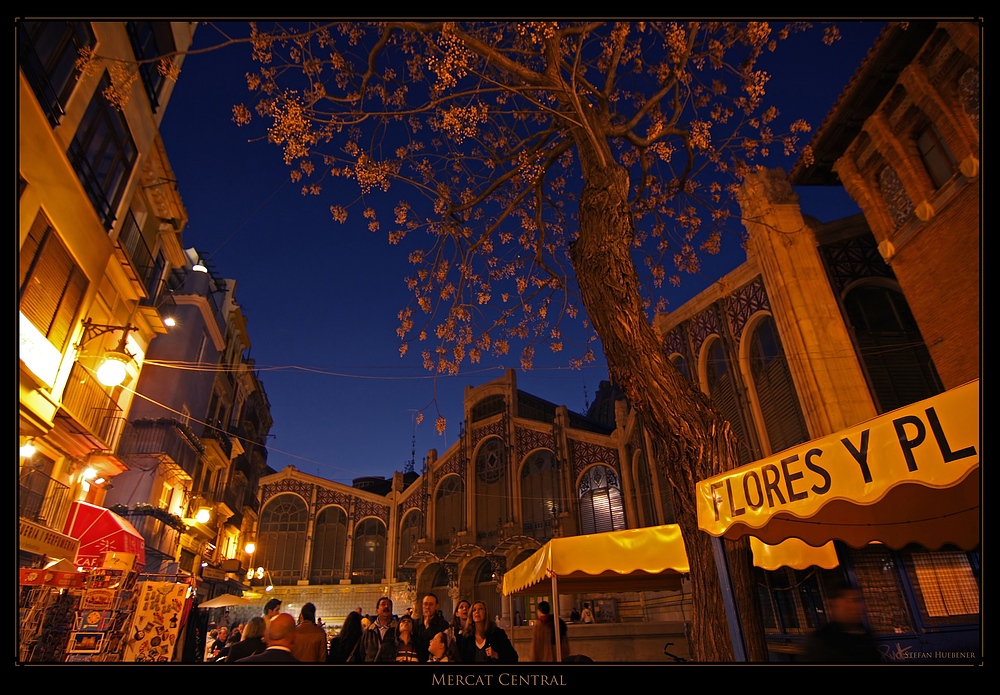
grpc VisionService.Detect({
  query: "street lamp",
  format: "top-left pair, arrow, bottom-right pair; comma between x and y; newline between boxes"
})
77,319 -> 138,387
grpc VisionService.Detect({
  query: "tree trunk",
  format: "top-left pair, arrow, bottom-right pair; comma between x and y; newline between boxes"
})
569,161 -> 767,662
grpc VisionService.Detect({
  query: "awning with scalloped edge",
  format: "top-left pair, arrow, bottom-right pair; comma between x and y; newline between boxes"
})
697,380 -> 979,551
502,524 -> 690,595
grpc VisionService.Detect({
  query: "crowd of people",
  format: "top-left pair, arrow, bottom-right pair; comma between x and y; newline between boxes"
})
200,592 -> 588,664
199,582 -> 880,664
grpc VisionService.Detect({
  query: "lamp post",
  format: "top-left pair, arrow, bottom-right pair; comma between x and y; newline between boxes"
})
76,318 -> 139,387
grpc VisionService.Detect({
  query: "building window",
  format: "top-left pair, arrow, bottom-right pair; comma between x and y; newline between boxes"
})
475,437 -> 506,548
747,315 -> 810,455
67,72 -> 138,230
848,545 -> 915,636
670,354 -> 691,382
471,395 -> 505,422
843,283 -> 942,413
705,337 -> 755,464
435,474 -> 465,548
18,21 -> 95,127
259,493 -> 307,584
399,510 -> 423,561
578,465 -> 626,535
310,506 -> 348,584
634,450 -> 659,527
350,518 -> 386,584
20,211 -> 89,352
916,123 -> 956,189
520,449 -> 558,542
125,22 -> 176,114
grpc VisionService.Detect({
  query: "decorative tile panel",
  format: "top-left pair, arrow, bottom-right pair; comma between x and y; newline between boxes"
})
689,305 -> 721,362
354,498 -> 389,524
726,276 -> 770,344
515,426 -> 555,463
879,165 -> 914,228
261,478 -> 312,506
570,439 -> 620,479
960,67 -> 980,135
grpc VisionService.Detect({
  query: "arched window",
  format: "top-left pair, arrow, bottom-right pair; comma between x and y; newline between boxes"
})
310,506 -> 347,584
521,449 -> 559,542
473,559 -> 502,624
578,465 -> 626,534
747,315 -> 810,455
399,509 -> 423,562
475,437 -> 506,549
435,475 -> 465,551
350,518 -> 386,584
259,493 -> 307,584
634,450 -> 659,527
671,354 -> 691,382
705,337 -> 755,464
843,284 -> 942,413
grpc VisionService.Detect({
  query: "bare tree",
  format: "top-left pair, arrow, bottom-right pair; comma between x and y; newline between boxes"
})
216,21 -> 845,661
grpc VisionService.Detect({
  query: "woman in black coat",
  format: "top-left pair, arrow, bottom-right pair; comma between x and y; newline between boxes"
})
460,601 -> 518,663
328,611 -> 365,663
225,617 -> 267,662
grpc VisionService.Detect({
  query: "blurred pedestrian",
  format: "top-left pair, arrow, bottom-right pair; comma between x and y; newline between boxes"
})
804,582 -> 882,663
530,601 -> 570,662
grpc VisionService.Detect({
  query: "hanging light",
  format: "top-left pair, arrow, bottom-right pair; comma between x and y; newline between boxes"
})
195,507 -> 212,524
20,440 -> 36,458
192,258 -> 208,273
78,319 -> 137,388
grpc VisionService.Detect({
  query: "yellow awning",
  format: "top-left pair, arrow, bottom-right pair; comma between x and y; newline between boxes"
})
697,380 -> 980,550
502,524 -> 690,595
750,538 -> 840,571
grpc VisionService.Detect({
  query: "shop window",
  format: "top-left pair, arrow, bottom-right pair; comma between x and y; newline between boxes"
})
67,72 -> 138,230
848,545 -> 915,636
20,211 -> 89,352
705,337 -> 755,464
902,549 -> 980,627
18,21 -> 95,126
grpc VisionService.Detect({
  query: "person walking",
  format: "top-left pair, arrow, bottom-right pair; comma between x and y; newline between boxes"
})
530,600 -> 570,662
804,582 -> 882,663
460,601 -> 518,663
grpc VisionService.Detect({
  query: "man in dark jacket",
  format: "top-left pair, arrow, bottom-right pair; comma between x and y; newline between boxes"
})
804,583 -> 882,663
360,596 -> 397,662
530,601 -> 570,662
236,613 -> 300,663
413,592 -> 451,662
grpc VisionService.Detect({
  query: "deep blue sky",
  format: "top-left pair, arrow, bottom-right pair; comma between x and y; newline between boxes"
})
157,21 -> 886,484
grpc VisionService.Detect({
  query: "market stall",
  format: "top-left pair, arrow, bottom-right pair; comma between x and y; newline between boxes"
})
696,379 -> 980,660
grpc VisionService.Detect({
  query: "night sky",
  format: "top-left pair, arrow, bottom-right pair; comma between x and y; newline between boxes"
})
156,21 -> 886,484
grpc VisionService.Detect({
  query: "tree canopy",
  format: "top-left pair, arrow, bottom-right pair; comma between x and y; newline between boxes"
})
233,22 -> 826,426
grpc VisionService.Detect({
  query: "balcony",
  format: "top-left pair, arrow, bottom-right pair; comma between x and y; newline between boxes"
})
114,506 -> 185,559
200,420 -> 232,461
117,418 -> 203,481
113,209 -> 156,298
19,467 -> 70,527
59,362 -> 125,448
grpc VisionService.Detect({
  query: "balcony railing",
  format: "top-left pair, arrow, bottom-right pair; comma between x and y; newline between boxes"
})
117,418 -> 203,479
60,362 -> 125,447
117,508 -> 184,558
200,420 -> 232,460
19,467 -> 70,526
116,209 -> 156,294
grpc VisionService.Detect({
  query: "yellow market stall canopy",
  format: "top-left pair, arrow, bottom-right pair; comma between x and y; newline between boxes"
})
502,524 -> 690,595
697,380 -> 979,550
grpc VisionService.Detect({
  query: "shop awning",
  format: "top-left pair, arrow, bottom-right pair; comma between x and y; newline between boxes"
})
502,524 -> 690,595
697,379 -> 980,551
63,501 -> 146,570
